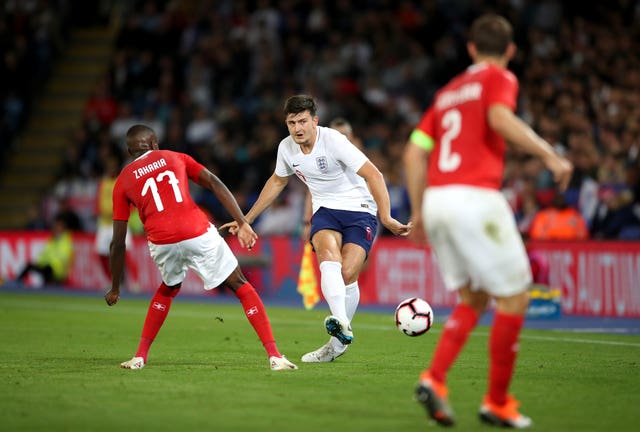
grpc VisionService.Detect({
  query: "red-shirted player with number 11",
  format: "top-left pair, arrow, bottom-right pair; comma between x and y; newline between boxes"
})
104,124 -> 297,371
403,14 -> 572,429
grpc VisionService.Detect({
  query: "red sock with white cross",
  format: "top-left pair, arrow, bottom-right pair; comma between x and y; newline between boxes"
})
135,283 -> 179,362
235,282 -> 281,358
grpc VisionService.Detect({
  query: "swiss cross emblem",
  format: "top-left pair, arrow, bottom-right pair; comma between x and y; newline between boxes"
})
152,302 -> 167,311
316,156 -> 328,172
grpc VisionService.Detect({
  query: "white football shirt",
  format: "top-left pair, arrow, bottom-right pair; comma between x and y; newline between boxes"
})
275,126 -> 377,216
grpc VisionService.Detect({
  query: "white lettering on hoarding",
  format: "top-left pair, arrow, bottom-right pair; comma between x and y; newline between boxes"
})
0,238 -> 46,278
547,251 -> 576,310
547,248 -> 640,316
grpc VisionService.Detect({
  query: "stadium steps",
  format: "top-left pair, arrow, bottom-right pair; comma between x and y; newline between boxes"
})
0,26 -> 115,230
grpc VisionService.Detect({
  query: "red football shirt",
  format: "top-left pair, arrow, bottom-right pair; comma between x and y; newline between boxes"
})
112,150 -> 211,244
415,62 -> 518,190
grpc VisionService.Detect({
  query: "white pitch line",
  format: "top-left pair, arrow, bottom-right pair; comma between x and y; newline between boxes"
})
348,323 -> 640,347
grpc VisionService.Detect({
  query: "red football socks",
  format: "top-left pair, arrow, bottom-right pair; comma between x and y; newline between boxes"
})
135,283 -> 179,362
428,303 -> 479,383
488,312 -> 524,405
235,282 -> 281,358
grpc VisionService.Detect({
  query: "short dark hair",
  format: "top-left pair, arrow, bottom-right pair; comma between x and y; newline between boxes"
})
283,95 -> 318,117
468,14 -> 513,56
126,124 -> 155,140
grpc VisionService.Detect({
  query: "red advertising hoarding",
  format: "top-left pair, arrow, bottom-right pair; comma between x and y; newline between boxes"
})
1,232 -> 638,317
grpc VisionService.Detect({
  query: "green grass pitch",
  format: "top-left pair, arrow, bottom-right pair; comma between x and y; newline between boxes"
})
1,291 -> 638,431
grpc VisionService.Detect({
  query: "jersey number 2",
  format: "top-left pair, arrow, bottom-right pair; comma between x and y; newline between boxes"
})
439,109 -> 462,172
141,170 -> 183,211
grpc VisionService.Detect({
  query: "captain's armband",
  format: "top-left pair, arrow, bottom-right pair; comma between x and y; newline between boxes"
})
409,129 -> 434,152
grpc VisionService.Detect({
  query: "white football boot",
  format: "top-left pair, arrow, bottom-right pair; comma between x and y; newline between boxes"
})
269,356 -> 298,371
120,356 -> 145,370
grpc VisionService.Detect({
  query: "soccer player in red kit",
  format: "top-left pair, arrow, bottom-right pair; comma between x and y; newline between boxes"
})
104,124 -> 297,371
403,14 -> 572,428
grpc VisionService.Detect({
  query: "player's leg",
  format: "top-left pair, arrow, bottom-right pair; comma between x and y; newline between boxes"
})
429,286 -> 487,383
186,225 -> 296,370
300,229 -> 350,362
121,282 -> 181,369
341,241 -> 367,317
301,217 -> 374,362
462,189 -> 532,428
340,210 -> 377,325
224,267 -> 280,358
121,241 -> 185,369
313,230 -> 349,321
224,268 -> 297,370
332,242 -> 366,351
416,186 -> 480,425
415,286 -> 485,426
479,291 -> 532,428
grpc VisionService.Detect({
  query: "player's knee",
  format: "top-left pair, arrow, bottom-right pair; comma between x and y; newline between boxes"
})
495,291 -> 530,315
223,267 -> 247,292
341,266 -> 359,285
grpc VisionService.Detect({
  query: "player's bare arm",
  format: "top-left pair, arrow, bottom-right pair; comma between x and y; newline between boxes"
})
301,191 -> 313,241
219,173 -> 289,235
403,141 -> 429,246
197,169 -> 257,249
488,104 -> 573,191
105,219 -> 128,306
357,161 -> 411,237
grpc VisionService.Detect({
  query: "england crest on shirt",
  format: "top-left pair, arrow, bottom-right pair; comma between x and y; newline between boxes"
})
316,156 -> 328,172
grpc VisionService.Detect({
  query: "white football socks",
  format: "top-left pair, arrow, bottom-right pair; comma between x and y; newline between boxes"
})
319,261 -> 348,323
330,281 -> 360,352
345,281 -> 360,321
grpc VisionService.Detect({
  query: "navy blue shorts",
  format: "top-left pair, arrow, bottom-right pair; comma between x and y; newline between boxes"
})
310,207 -> 378,256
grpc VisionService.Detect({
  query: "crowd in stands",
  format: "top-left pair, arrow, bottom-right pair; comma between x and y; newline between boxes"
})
8,0 -> 640,240
0,0 -> 72,169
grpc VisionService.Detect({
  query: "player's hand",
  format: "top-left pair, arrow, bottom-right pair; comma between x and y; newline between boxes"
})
237,222 -> 258,250
382,217 -> 412,237
544,154 -> 573,192
219,221 -> 239,235
104,289 -> 120,306
406,215 -> 428,246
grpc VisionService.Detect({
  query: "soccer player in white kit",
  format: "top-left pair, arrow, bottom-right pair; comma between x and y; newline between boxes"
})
403,14 -> 573,428
222,95 -> 410,362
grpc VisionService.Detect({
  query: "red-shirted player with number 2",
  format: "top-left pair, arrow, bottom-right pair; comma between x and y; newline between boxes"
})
104,124 -> 297,371
403,14 -> 572,429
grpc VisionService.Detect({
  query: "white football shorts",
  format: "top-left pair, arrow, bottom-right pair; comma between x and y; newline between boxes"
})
147,224 -> 238,290
423,185 -> 532,297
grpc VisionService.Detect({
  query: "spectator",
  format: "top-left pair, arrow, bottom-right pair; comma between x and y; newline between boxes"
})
83,79 -> 118,133
12,214 -> 74,287
529,191 -> 589,240
22,1 -> 640,240
591,159 -> 640,239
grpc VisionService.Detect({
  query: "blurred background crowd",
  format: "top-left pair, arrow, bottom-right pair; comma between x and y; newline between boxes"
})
2,0 -> 639,240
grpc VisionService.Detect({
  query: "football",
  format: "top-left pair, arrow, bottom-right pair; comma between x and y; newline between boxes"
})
395,297 -> 434,336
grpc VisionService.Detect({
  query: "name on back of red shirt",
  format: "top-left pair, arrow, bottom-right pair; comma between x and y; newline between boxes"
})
133,158 -> 167,179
